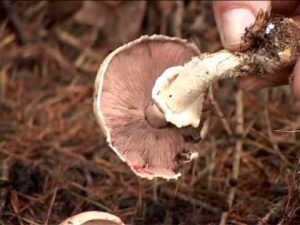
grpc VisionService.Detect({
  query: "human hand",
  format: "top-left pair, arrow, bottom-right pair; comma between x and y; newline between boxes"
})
213,1 -> 300,97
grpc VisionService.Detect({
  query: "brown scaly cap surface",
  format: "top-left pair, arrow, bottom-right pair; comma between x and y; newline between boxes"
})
94,35 -> 200,180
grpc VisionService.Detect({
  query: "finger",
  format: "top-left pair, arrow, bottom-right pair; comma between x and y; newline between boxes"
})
213,1 -> 270,51
292,58 -> 300,97
237,68 -> 291,91
271,1 -> 300,15
293,5 -> 300,16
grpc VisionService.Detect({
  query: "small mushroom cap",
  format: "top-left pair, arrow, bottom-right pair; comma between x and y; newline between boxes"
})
59,211 -> 125,225
94,35 -> 200,180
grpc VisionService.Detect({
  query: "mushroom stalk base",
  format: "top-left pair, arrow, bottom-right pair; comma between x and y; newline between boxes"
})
152,13 -> 300,128
145,102 -> 168,128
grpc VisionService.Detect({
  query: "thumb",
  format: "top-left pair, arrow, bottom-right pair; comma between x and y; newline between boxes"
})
213,1 -> 270,51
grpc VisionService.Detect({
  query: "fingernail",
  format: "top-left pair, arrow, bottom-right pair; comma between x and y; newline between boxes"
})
220,8 -> 256,49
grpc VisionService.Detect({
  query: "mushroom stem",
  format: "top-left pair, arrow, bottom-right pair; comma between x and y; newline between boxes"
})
152,13 -> 300,128
145,102 -> 168,128
157,51 -> 241,113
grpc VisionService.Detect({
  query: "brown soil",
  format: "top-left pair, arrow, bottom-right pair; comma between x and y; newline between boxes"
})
242,11 -> 300,76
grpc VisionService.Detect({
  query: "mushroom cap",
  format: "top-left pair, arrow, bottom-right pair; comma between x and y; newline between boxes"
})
94,35 -> 200,180
59,211 -> 125,225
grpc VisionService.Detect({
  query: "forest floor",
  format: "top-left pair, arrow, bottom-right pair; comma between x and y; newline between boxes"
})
0,1 -> 300,225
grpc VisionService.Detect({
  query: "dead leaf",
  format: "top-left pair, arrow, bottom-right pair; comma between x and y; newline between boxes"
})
47,1 -> 82,22
73,1 -> 146,44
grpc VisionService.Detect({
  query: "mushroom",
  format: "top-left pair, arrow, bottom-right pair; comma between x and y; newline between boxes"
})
152,11 -> 300,128
59,211 -> 125,225
94,35 -> 200,180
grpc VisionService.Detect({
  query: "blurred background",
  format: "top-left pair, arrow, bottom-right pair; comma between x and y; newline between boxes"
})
0,1 -> 299,225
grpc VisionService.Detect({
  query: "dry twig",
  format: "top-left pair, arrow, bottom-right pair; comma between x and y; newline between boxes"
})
2,0 -> 29,45
219,90 -> 244,225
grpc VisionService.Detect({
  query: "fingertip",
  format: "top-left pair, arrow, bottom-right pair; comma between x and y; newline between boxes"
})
236,75 -> 265,91
272,1 -> 299,15
237,69 -> 291,92
213,1 -> 270,51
